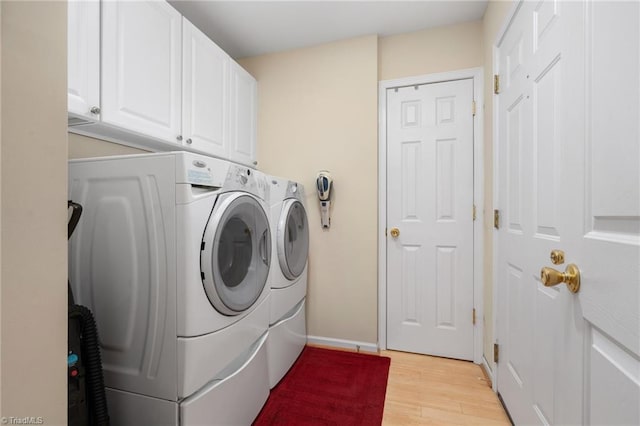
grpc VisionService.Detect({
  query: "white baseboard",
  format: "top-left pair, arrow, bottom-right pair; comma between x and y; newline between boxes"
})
306,335 -> 379,354
481,355 -> 496,391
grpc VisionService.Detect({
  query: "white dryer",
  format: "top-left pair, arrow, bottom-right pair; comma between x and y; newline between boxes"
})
69,152 -> 272,425
265,176 -> 309,388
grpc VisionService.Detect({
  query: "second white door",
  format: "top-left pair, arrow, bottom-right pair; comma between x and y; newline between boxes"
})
495,1 -> 640,424
386,79 -> 475,360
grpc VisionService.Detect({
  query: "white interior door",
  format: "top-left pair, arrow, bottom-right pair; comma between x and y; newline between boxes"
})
496,2 -> 583,423
386,79 -> 475,360
496,1 -> 640,425
574,1 -> 640,424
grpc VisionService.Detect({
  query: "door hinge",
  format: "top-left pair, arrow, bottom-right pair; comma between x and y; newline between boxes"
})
494,209 -> 500,229
472,100 -> 477,116
494,75 -> 500,94
473,204 -> 477,221
494,343 -> 500,363
385,228 -> 387,236
472,308 -> 476,325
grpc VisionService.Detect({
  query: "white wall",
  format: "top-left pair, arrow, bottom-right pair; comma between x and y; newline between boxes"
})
1,2 -> 67,423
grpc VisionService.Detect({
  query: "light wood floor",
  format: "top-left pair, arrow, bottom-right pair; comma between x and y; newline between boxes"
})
381,350 -> 511,425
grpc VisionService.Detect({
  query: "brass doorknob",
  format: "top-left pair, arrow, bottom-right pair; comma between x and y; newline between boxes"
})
389,227 -> 400,238
550,249 -> 565,265
540,264 -> 580,293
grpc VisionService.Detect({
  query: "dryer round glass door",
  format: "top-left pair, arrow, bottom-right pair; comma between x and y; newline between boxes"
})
277,199 -> 309,280
201,193 -> 271,315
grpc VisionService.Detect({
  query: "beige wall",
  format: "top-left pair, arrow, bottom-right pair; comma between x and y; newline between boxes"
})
1,2 -> 67,423
240,35 -> 379,344
68,133 -> 148,159
379,20 -> 483,81
481,0 -> 514,372
0,3 -> 3,416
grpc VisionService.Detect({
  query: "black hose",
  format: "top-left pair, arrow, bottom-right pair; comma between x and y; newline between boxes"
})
68,282 -> 75,306
68,201 -> 83,239
70,304 -> 110,426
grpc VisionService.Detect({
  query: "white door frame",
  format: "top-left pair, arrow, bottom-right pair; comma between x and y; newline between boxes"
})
492,0 -> 526,392
378,67 -> 485,364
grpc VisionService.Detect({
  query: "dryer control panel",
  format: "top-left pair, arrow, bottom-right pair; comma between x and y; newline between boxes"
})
286,181 -> 305,202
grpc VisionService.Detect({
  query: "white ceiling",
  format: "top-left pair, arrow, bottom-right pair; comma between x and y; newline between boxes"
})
169,1 -> 489,59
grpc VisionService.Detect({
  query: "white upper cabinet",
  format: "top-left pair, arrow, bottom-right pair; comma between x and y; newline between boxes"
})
229,62 -> 258,167
182,18 -> 229,158
68,1 -> 258,166
68,0 -> 100,121
101,1 -> 182,143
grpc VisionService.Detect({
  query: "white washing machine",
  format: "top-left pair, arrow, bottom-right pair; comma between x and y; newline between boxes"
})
69,152 -> 272,425
265,176 -> 309,388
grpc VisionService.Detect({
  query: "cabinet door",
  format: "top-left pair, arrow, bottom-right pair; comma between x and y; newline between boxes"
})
102,1 -> 182,143
182,19 -> 229,158
68,0 -> 100,120
229,62 -> 257,167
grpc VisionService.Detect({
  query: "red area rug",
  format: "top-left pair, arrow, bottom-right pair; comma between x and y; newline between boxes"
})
253,346 -> 391,426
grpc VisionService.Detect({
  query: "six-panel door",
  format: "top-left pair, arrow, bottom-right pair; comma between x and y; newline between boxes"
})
386,79 -> 475,361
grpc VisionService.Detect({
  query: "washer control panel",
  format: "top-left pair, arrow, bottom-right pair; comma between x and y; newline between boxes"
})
176,152 -> 227,187
223,164 -> 268,201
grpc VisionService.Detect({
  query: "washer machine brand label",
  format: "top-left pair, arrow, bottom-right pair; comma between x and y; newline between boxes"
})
188,169 -> 214,185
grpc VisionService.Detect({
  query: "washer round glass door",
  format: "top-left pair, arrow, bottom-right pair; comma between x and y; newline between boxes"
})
201,193 -> 271,315
277,199 -> 309,280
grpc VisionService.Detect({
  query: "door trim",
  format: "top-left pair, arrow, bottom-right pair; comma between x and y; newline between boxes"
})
378,67 -> 485,364
491,0 -> 525,392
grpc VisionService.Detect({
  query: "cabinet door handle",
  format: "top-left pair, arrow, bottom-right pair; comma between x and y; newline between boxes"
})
186,138 -> 192,145
176,135 -> 183,142
90,106 -> 100,115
